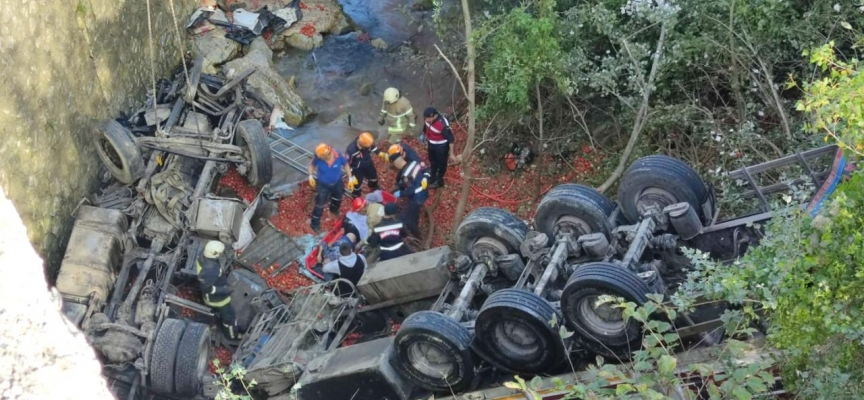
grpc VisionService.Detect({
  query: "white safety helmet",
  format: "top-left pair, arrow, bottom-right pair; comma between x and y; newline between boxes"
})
204,240 -> 225,259
383,87 -> 400,104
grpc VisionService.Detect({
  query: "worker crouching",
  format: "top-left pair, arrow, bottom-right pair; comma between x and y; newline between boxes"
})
197,240 -> 241,341
308,143 -> 355,232
368,203 -> 413,261
388,144 -> 430,238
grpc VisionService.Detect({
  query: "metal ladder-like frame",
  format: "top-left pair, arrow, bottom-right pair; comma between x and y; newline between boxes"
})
726,144 -> 839,212
268,134 -> 313,174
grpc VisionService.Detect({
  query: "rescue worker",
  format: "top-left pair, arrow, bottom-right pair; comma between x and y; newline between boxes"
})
383,142 -> 422,165
322,242 -> 367,297
309,143 -> 356,232
390,151 -> 430,238
345,132 -> 379,198
421,107 -> 458,188
368,203 -> 412,261
378,87 -> 417,144
342,197 -> 370,248
197,240 -> 241,341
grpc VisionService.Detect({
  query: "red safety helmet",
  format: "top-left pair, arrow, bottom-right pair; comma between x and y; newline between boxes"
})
351,197 -> 367,212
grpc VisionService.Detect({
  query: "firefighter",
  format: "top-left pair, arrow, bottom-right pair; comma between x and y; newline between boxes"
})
345,132 -> 379,198
390,150 -> 430,238
421,107 -> 457,188
308,143 -> 355,232
197,240 -> 241,341
378,87 -> 417,144
368,202 -> 412,261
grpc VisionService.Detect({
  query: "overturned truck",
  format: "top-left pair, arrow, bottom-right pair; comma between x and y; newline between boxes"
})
236,145 -> 848,399
55,56 -> 275,399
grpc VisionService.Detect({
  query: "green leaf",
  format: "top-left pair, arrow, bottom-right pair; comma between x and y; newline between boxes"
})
746,376 -> 768,393
840,21 -> 853,30
530,376 -> 543,390
732,386 -> 753,400
658,355 -> 677,375
559,325 -> 574,339
504,381 -> 522,390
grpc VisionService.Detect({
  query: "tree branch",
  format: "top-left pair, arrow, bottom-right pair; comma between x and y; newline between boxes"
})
597,22 -> 669,193
434,44 -> 469,100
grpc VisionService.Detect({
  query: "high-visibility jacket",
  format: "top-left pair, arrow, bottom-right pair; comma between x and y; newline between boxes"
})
423,116 -> 454,147
381,97 -> 416,134
397,160 -> 430,204
368,217 -> 408,252
196,257 -> 232,308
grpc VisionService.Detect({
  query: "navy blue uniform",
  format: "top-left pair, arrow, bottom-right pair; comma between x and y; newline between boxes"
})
345,140 -> 379,198
395,160 -> 430,237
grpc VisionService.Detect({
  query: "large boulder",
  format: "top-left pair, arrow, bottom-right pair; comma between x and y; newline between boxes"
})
192,24 -> 241,75
273,0 -> 354,51
223,38 -> 313,126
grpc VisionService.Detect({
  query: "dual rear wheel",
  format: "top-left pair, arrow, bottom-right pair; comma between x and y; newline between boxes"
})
393,155 -> 709,391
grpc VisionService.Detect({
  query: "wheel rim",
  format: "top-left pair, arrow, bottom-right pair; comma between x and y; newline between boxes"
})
472,236 -> 508,260
99,138 -> 124,170
407,341 -> 454,379
635,187 -> 677,217
195,339 -> 209,387
236,135 -> 256,179
492,319 -> 541,359
554,215 -> 592,237
577,295 -> 626,336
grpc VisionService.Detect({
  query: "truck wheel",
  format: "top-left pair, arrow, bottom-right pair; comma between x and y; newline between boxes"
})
150,318 -> 187,394
174,322 -> 211,397
617,155 -> 710,223
392,311 -> 474,392
561,263 -> 653,360
235,119 -> 273,186
455,207 -> 527,260
534,184 -> 615,246
95,120 -> 144,184
474,289 -> 565,373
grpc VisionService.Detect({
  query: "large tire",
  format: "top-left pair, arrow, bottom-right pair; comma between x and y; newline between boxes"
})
392,311 -> 474,392
235,119 -> 273,186
174,322 -> 211,397
95,120 -> 144,184
534,184 -> 616,246
473,289 -> 565,373
617,155 -> 710,223
455,207 -> 527,260
561,263 -> 653,360
150,318 -> 187,394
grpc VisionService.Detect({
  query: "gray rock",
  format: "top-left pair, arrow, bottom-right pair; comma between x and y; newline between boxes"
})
223,38 -> 313,126
192,26 -> 240,74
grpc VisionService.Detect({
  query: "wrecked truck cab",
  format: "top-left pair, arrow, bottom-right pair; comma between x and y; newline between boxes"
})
55,55 -> 278,400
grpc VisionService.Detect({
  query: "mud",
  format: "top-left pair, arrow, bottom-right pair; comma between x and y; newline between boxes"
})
272,0 -> 460,185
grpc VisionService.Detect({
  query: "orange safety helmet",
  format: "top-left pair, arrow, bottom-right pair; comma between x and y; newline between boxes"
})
351,197 -> 367,212
386,144 -> 404,163
315,143 -> 332,158
357,132 -> 375,148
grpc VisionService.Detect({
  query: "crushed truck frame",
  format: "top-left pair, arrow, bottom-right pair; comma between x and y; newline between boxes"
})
55,56 -> 276,399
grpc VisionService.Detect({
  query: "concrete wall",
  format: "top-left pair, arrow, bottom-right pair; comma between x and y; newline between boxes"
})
0,0 -> 199,276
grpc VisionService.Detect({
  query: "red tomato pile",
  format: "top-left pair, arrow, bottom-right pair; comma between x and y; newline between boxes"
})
300,24 -> 316,37
216,168 -> 257,203
340,332 -> 363,347
252,263 -> 312,293
209,346 -> 234,374
175,286 -> 203,319
267,121 -> 604,252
